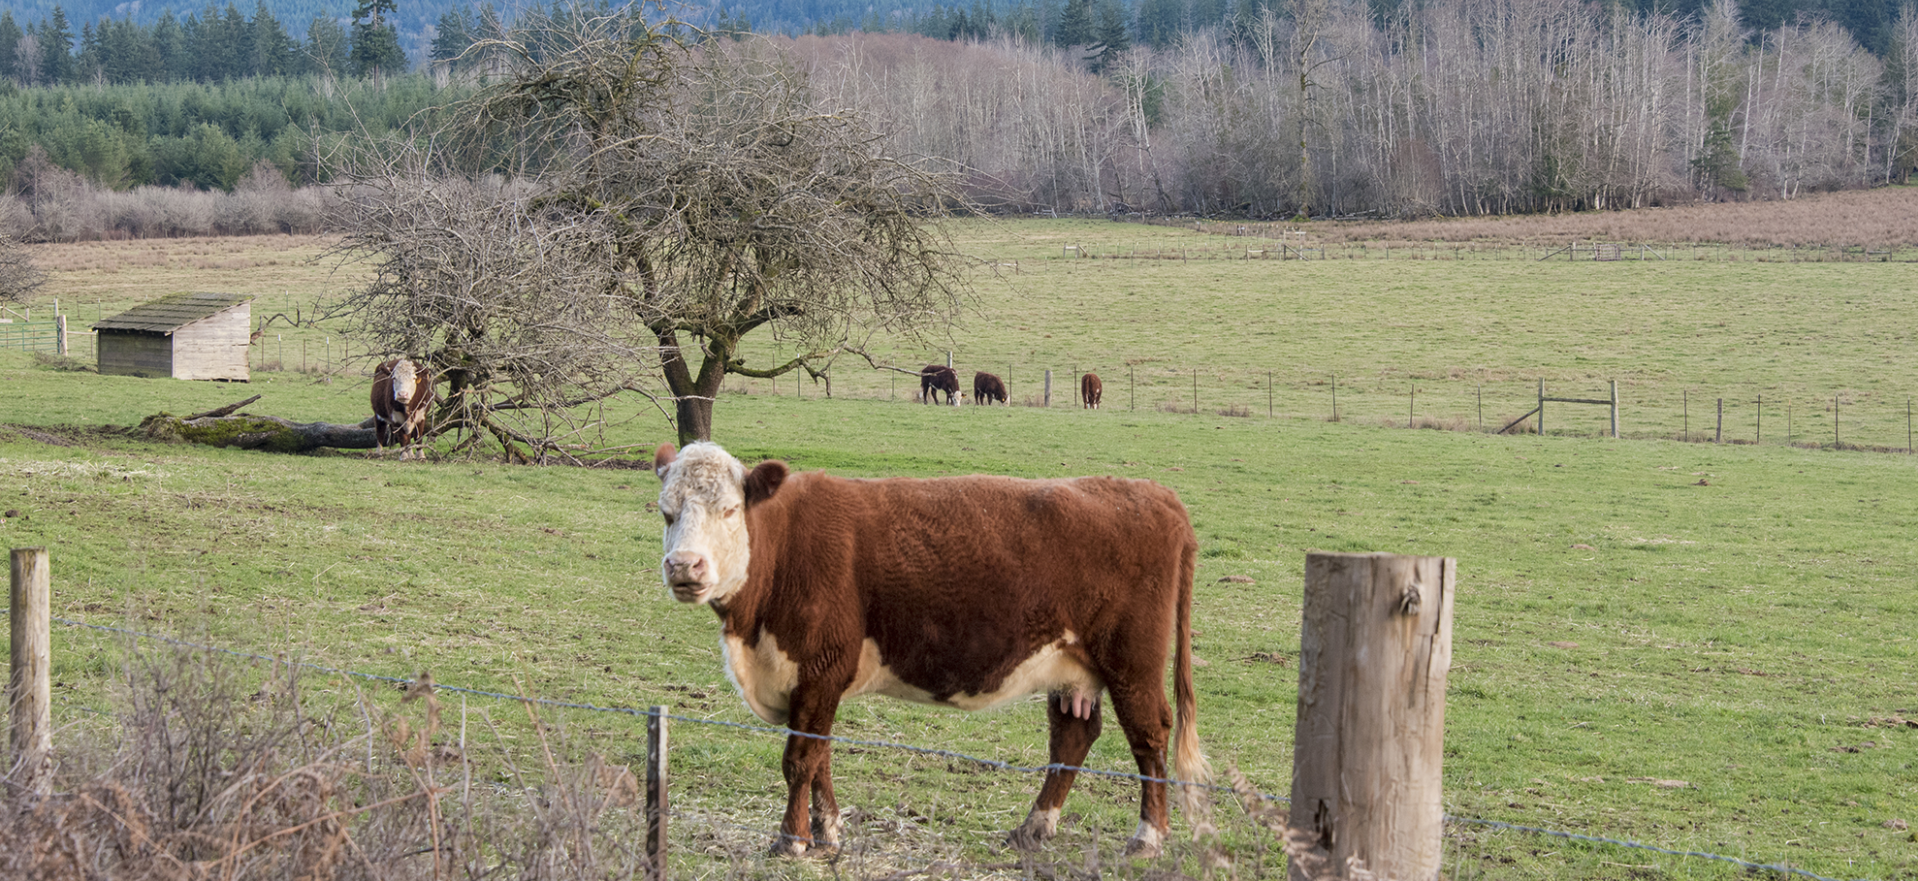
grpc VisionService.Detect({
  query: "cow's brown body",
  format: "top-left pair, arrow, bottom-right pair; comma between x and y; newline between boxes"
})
1081,372 -> 1103,409
920,364 -> 961,405
653,442 -> 1206,857
973,371 -> 1008,406
371,358 -> 435,457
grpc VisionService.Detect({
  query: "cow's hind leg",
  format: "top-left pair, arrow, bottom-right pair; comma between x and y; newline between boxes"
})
1008,690 -> 1102,851
1105,683 -> 1174,857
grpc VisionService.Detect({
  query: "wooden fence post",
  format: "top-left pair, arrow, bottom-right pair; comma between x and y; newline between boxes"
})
1610,380 -> 1619,438
1716,398 -> 1724,444
1289,552 -> 1454,881
1537,379 -> 1545,435
10,547 -> 52,794
1044,370 -> 1052,408
647,705 -> 669,880
55,315 -> 67,357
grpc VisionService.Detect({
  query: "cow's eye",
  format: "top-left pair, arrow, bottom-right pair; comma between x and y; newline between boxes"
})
723,506 -> 739,519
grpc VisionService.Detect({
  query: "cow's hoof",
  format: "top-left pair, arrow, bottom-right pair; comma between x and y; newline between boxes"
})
1006,808 -> 1060,851
1123,822 -> 1166,859
1005,825 -> 1046,852
1122,837 -> 1164,859
769,835 -> 839,859
769,836 -> 809,858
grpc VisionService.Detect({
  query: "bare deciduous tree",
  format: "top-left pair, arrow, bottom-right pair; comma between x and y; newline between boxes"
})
332,9 -> 969,455
0,233 -> 46,305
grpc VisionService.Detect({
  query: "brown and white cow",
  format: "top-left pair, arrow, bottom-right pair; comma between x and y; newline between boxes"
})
652,442 -> 1207,858
973,371 -> 1008,406
920,364 -> 961,405
371,357 -> 435,458
1081,372 -> 1103,409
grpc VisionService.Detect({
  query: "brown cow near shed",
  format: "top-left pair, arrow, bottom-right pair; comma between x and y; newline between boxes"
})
652,442 -> 1208,858
371,357 -> 435,458
973,371 -> 1008,406
1081,372 -> 1103,409
920,364 -> 961,405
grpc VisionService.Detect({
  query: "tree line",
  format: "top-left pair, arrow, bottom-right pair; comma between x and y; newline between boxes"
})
0,0 -> 404,87
780,0 -> 1918,217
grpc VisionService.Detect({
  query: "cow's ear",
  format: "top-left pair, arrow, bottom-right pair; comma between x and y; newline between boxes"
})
743,461 -> 789,507
653,444 -> 677,480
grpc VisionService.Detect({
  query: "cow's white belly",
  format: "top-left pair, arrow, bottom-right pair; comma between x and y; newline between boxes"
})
721,630 -> 1101,724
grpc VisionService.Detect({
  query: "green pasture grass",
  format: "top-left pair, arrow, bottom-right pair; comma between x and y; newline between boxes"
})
3,344 -> 1916,879
8,220 -> 1918,877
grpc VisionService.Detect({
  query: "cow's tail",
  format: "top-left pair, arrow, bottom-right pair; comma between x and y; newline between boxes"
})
1172,534 -> 1213,827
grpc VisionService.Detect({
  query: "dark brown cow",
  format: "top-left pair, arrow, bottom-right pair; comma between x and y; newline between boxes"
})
973,371 -> 1008,406
371,357 -> 435,458
920,364 -> 961,405
652,442 -> 1207,858
1081,372 -> 1103,409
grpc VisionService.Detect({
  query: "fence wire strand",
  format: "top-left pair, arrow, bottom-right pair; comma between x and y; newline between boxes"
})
5,610 -> 1870,881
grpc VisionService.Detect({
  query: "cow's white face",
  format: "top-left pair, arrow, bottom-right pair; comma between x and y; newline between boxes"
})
389,360 -> 417,403
654,442 -> 752,605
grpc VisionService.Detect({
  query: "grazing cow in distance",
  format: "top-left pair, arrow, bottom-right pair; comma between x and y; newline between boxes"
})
652,442 -> 1208,858
920,364 -> 961,405
371,357 -> 435,458
973,371 -> 1008,406
1081,372 -> 1103,409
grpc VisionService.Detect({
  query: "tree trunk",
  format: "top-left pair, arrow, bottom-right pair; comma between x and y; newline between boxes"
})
140,412 -> 381,452
657,327 -> 732,447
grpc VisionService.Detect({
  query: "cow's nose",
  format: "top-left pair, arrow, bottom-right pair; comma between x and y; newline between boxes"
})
664,551 -> 707,583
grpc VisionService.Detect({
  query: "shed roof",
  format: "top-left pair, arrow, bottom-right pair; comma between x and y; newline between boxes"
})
94,292 -> 252,334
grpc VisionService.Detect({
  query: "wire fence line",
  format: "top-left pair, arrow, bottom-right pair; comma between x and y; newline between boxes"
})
3,607 -> 1869,881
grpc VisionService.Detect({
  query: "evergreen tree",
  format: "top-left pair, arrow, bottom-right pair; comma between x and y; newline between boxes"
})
351,0 -> 406,80
77,20 -> 100,83
1094,0 -> 1130,65
1137,0 -> 1183,47
431,7 -> 474,67
251,1 -> 297,76
38,6 -> 75,84
0,13 -> 21,82
303,14 -> 350,77
152,12 -> 188,82
1057,0 -> 1094,47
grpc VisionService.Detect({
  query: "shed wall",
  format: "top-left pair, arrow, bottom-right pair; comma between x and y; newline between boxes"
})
172,307 -> 250,381
97,331 -> 173,378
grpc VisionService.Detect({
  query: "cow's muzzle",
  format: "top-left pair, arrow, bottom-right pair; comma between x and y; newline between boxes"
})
662,551 -> 711,603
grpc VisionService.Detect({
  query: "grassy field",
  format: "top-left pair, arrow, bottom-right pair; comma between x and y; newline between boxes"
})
3,214 -> 1917,879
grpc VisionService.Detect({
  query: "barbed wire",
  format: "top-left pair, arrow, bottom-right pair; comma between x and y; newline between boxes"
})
24,612 -> 1874,881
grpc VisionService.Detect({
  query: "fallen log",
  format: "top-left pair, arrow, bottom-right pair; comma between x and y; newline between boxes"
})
141,410 -> 380,453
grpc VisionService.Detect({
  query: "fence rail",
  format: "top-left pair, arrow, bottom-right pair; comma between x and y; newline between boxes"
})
1,555 -> 1873,881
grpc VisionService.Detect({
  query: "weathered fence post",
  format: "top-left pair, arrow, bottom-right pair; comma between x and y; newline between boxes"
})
647,705 -> 669,880
10,547 -> 52,794
1537,379 -> 1545,435
55,315 -> 67,357
1716,398 -> 1724,444
1289,552 -> 1454,881
1610,380 -> 1619,438
1044,370 -> 1052,408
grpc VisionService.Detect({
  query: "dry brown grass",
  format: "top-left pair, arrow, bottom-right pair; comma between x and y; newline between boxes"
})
0,647 -> 658,881
0,643 -> 1360,880
1308,186 -> 1918,247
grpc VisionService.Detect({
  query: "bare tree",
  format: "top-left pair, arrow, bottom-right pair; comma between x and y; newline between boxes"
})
0,233 -> 45,305
332,8 -> 970,455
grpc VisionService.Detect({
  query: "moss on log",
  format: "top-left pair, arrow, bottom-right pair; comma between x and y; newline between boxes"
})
140,412 -> 379,453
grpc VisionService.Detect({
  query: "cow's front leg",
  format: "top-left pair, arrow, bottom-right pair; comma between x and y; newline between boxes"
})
810,757 -> 841,851
772,679 -> 849,857
1009,689 -> 1102,851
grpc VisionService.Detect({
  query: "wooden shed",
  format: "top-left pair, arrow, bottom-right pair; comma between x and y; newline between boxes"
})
94,292 -> 252,381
